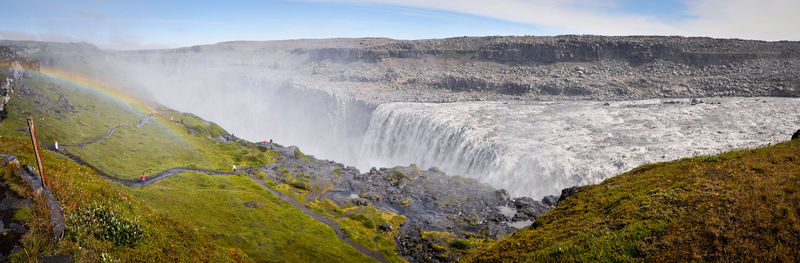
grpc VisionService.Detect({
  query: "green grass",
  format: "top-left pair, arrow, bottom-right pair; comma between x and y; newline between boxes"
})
465,139 -> 800,262
0,78 -> 138,146
125,171 -> 374,263
306,199 -> 408,263
0,70 -> 376,262
1,77 -> 278,180
0,137 -> 243,262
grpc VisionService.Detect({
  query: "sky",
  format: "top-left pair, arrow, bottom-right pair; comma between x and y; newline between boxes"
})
0,0 -> 797,50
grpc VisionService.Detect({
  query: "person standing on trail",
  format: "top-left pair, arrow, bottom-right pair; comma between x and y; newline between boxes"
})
233,164 -> 237,172
141,173 -> 146,182
269,139 -> 273,149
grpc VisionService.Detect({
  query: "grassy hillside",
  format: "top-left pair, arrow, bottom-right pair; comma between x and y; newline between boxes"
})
465,138 -> 800,262
0,136 -> 244,262
125,171 -> 374,262
0,67 -> 376,262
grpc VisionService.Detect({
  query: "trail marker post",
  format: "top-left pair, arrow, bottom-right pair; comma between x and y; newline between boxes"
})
27,117 -> 47,187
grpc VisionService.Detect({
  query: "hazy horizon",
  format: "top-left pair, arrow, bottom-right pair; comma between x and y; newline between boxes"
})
1,0 -> 798,50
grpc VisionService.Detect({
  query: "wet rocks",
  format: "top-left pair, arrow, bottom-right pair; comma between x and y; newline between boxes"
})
269,151 -> 561,262
541,195 -> 559,207
0,170 -> 32,259
317,165 -> 553,262
0,77 -> 12,113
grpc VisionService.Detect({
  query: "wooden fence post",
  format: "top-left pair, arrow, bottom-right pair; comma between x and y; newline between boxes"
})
27,117 -> 47,187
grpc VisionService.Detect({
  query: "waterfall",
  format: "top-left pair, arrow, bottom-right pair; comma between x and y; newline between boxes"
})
93,53 -> 800,199
357,103 -> 500,178
354,98 -> 800,199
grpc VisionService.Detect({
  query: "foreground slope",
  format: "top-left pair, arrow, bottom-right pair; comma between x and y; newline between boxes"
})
0,57 -> 376,261
466,138 -> 800,262
0,52 -> 556,262
0,137 -> 243,262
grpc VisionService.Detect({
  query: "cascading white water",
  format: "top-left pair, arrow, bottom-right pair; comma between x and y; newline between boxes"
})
89,53 -> 800,199
357,103 -> 500,177
355,98 -> 800,199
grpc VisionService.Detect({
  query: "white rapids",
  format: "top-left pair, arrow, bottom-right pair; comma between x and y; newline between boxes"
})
356,97 -> 800,198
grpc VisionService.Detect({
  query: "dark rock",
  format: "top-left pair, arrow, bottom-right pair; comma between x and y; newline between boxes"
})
378,223 -> 392,232
541,195 -> 559,207
557,186 -> 582,204
489,213 -> 509,223
17,166 -> 65,239
495,189 -> 510,203
18,165 -> 43,195
513,197 -> 536,209
517,204 -> 549,219
44,186 -> 65,239
360,192 -> 381,201
8,223 -> 25,234
244,201 -> 263,208
352,198 -> 369,206
512,213 -> 531,221
217,134 -> 236,142
57,95 -> 76,113
40,255 -> 72,263
0,198 -> 16,211
792,129 -> 800,140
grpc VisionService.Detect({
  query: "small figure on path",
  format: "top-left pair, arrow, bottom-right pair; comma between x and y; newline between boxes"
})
141,174 -> 146,182
233,164 -> 237,172
54,141 -> 58,150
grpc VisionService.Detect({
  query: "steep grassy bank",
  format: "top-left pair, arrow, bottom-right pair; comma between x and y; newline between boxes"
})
466,138 -> 800,262
0,136 -> 243,262
125,171 -> 375,262
0,67 -> 378,262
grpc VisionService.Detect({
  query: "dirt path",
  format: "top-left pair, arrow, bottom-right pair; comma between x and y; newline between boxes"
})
248,174 -> 389,263
57,148 -> 389,262
61,125 -> 126,148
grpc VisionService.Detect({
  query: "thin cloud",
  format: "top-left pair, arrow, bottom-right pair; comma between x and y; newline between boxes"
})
312,0 -> 799,40
73,9 -> 107,21
144,18 -> 222,25
0,30 -> 85,43
101,36 -> 172,50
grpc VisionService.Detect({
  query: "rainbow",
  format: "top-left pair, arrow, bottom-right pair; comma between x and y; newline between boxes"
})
38,66 -> 155,115
29,66 -> 191,145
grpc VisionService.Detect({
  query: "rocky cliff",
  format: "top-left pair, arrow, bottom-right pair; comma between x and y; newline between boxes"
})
291,36 -> 800,100
3,36 -> 799,102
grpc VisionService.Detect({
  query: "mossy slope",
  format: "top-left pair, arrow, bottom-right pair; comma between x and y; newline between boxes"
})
0,137 -> 244,262
125,171 -> 375,262
0,66 -> 374,262
466,139 -> 800,262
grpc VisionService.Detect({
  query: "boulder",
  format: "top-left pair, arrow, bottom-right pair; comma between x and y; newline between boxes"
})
495,189 -> 510,203
557,186 -> 582,204
8,223 -> 25,234
541,195 -> 559,207
244,201 -> 263,209
0,77 -> 13,112
352,198 -> 369,206
513,197 -> 536,209
793,129 -> 800,140
39,255 -> 72,263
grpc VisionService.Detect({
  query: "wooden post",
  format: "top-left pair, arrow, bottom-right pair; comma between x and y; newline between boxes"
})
27,117 -> 47,187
